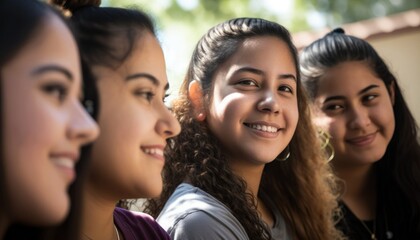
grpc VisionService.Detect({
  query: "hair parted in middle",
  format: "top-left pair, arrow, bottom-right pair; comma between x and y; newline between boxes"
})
144,17 -> 343,240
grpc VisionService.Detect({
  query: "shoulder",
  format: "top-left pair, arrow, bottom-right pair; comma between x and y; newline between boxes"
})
157,183 -> 248,240
114,207 -> 170,240
167,210 -> 248,240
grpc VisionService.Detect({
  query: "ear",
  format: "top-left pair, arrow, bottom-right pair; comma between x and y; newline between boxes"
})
389,81 -> 395,106
188,80 -> 206,121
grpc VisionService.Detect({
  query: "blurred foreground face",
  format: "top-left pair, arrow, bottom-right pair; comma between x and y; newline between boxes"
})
2,13 -> 99,225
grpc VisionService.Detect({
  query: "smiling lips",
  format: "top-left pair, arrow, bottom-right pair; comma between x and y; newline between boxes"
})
346,131 -> 377,147
244,122 -> 282,138
247,123 -> 278,133
142,146 -> 165,161
51,152 -> 78,182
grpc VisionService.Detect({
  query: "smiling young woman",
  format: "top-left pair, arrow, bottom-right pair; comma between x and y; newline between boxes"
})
50,0 -> 180,239
300,28 -> 420,240
144,18 -> 344,240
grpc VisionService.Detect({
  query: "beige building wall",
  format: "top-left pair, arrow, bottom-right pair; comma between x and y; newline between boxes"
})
368,30 -> 420,128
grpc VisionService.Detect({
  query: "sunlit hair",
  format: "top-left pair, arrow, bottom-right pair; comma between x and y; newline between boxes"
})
144,18 -> 343,240
300,28 -> 420,236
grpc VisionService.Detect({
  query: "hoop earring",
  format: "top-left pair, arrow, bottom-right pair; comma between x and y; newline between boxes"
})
325,141 -> 335,162
318,129 -> 335,162
278,145 -> 290,161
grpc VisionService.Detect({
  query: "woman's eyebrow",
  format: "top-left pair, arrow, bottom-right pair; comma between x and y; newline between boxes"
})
31,64 -> 73,81
126,72 -> 159,85
126,72 -> 169,91
233,66 -> 296,81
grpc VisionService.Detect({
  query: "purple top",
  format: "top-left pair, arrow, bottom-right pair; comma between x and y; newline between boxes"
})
114,207 -> 171,240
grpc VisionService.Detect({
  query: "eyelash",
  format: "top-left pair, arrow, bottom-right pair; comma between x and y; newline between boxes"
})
325,104 -> 342,111
235,79 -> 294,94
237,79 -> 257,86
42,83 -> 68,102
324,94 -> 379,112
134,90 -> 155,102
363,94 -> 377,102
279,85 -> 293,94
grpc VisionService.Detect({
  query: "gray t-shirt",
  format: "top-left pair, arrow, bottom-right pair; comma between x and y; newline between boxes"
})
157,183 -> 291,240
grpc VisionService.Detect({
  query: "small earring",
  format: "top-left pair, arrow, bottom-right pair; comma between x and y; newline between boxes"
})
196,112 -> 206,121
277,146 -> 290,161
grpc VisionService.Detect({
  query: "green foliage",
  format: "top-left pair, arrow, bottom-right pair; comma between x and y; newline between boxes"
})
308,0 -> 420,27
103,0 -> 420,95
106,0 -> 312,32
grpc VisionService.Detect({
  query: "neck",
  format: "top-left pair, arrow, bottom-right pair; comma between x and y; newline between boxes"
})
228,159 -> 265,197
81,182 -> 118,240
335,162 -> 377,220
228,159 -> 274,227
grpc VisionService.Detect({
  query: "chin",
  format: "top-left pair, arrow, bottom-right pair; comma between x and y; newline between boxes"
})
43,193 -> 70,224
254,153 -> 280,164
21,202 -> 69,226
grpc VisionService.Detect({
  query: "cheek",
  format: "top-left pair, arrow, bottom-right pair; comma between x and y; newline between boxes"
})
4,99 -> 62,157
373,104 -> 395,138
99,106 -> 157,146
209,93 -> 241,123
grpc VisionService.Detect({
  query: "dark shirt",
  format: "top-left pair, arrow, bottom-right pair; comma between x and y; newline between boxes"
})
337,202 -> 395,240
114,207 -> 171,240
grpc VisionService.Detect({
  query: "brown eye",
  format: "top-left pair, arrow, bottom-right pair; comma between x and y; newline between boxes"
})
324,104 -> 343,111
237,79 -> 257,86
134,90 -> 155,102
42,83 -> 68,103
278,85 -> 293,94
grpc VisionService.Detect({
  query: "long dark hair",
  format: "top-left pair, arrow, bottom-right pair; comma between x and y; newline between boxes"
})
144,18 -> 342,240
300,28 -> 420,237
0,0 -> 82,239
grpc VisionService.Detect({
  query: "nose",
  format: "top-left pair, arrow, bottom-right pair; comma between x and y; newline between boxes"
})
155,104 -> 181,139
257,91 -> 280,114
347,105 -> 371,130
67,101 -> 99,146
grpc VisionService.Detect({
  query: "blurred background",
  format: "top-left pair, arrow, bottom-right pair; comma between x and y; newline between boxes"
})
103,0 -> 420,132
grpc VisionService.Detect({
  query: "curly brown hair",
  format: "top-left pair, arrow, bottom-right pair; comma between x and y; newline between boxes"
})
144,18 -> 343,240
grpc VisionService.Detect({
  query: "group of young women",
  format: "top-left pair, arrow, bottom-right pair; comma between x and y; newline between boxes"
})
1,0 -> 419,239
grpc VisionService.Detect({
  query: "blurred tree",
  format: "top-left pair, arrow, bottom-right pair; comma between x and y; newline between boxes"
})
104,0 -> 318,95
308,0 -> 420,27
106,0 -> 420,33
103,0 -> 420,98
106,0 -> 313,32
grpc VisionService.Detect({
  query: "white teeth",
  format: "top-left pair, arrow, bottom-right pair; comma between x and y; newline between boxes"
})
53,157 -> 74,169
143,148 -> 164,157
249,124 -> 278,133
